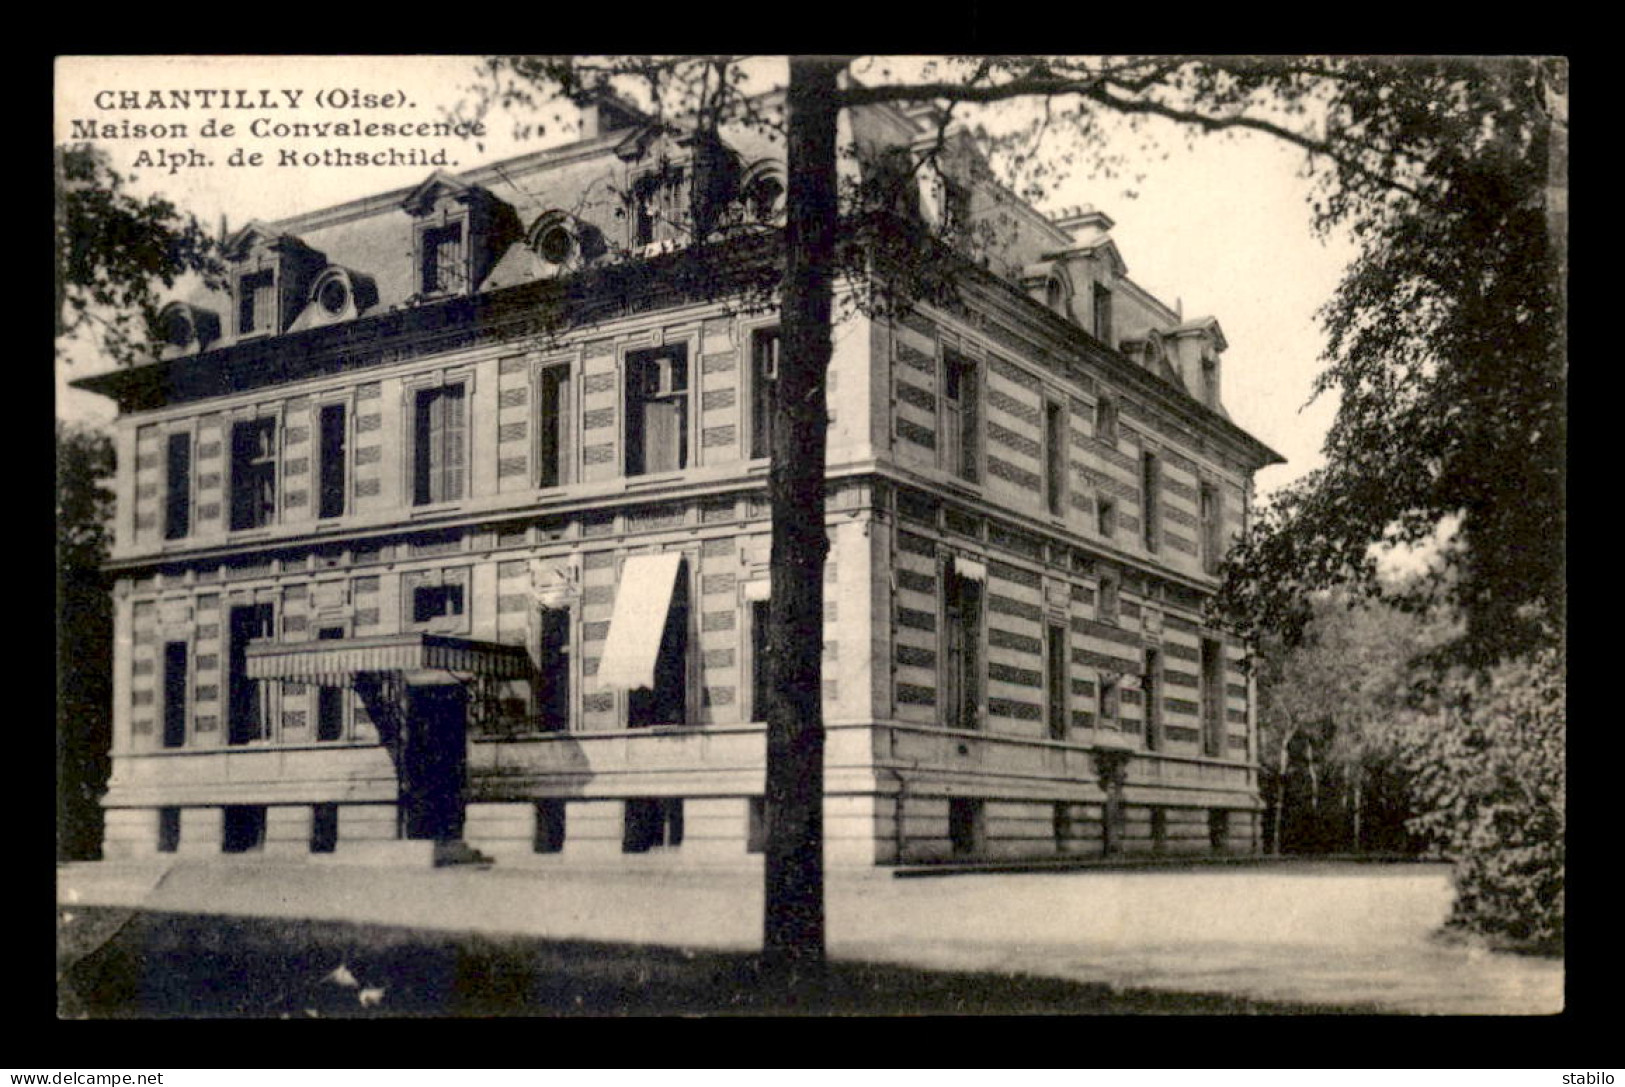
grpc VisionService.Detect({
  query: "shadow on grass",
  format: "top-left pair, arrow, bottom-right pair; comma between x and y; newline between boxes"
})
58,906 -> 1376,1018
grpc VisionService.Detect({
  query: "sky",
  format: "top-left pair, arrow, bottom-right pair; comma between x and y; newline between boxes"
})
55,55 -> 1360,501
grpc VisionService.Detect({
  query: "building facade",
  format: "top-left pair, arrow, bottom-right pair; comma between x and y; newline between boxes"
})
76,97 -> 1282,867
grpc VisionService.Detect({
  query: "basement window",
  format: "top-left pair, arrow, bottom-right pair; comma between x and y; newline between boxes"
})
222,805 -> 267,853
623,797 -> 684,853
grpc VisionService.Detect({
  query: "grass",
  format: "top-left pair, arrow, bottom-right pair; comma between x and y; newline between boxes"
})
56,905 -> 1376,1018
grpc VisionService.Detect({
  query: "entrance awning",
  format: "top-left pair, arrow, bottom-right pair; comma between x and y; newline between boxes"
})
245,632 -> 533,687
595,552 -> 685,693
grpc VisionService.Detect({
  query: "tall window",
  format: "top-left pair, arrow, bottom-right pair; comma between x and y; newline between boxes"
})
1143,647 -> 1163,752
628,569 -> 689,728
237,269 -> 275,336
311,404 -> 345,519
1097,496 -> 1116,540
228,602 -> 274,745
948,798 -> 982,856
750,598 -> 772,722
229,418 -> 277,531
1045,400 -> 1067,515
537,365 -> 571,488
1098,570 -> 1119,625
1095,395 -> 1117,445
1092,283 -> 1113,347
420,223 -> 465,294
538,605 -> 571,732
1200,482 -> 1223,574
1099,673 -> 1120,727
750,328 -> 780,460
1046,622 -> 1068,741
1142,451 -> 1161,552
413,384 -> 466,505
1201,638 -> 1225,757
162,641 -> 188,749
625,346 -> 689,477
164,432 -> 191,540
942,349 -> 979,482
316,626 -> 345,742
535,800 -> 566,853
943,560 -> 983,731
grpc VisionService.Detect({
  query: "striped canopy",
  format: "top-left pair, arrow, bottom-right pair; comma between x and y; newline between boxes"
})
245,632 -> 532,688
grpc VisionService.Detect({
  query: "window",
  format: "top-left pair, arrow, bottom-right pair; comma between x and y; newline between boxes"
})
942,349 -> 980,483
1099,673 -> 1120,726
237,269 -> 275,336
627,567 -> 689,728
228,603 -> 274,745
750,328 -> 780,460
316,626 -> 345,742
1046,622 -> 1068,741
538,606 -> 571,732
943,558 -> 984,731
413,384 -> 467,505
625,345 -> 689,476
222,805 -> 267,853
157,807 -> 181,853
948,798 -> 982,856
1142,452 -> 1161,552
1092,283 -> 1113,347
1143,647 -> 1163,752
406,569 -> 470,633
1209,808 -> 1230,852
1097,496 -> 1116,540
1201,638 -> 1225,757
1202,353 -> 1220,407
750,598 -> 771,722
229,417 -> 277,531
623,797 -> 684,853
1045,400 -> 1067,515
941,177 -> 972,235
1045,276 -> 1066,313
164,433 -> 191,540
420,223 -> 465,295
747,797 -> 768,854
311,803 -> 339,853
318,404 -> 346,519
1098,570 -> 1119,625
1095,396 -> 1117,445
631,165 -> 688,249
534,800 -> 566,853
1053,802 -> 1072,850
1151,807 -> 1168,853
162,641 -> 188,749
1200,482 -> 1223,574
537,364 -> 571,488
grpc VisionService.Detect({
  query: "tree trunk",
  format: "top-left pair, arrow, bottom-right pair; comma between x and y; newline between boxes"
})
761,57 -> 842,993
1272,725 -> 1295,857
1351,768 -> 1363,854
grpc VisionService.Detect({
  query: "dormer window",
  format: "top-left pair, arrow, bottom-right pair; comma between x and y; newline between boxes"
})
223,223 -> 325,340
420,223 -> 466,295
237,269 -> 275,337
742,165 -> 785,224
156,302 -> 220,357
402,172 -> 521,300
1092,283 -> 1114,347
1045,277 -> 1066,312
317,277 -> 349,317
941,177 -> 972,235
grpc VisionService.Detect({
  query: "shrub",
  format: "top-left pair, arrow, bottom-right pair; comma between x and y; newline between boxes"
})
1403,642 -> 1564,951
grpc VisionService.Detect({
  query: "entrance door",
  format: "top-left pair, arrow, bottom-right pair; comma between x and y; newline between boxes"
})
402,684 -> 468,841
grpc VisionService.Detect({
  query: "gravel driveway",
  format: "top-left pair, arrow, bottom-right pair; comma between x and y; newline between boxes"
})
59,858 -> 1561,1015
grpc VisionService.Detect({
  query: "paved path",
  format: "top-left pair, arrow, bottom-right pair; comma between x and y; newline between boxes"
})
57,859 -> 1561,1015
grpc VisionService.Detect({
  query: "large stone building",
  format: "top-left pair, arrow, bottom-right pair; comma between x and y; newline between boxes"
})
75,94 -> 1282,867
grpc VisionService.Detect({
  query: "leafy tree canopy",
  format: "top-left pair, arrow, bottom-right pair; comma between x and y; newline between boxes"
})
55,143 -> 224,367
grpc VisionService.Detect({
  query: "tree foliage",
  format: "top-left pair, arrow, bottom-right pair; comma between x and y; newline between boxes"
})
57,423 -> 116,860
1213,57 -> 1566,666
1255,591 -> 1450,854
55,143 -> 224,367
1401,642 -> 1565,950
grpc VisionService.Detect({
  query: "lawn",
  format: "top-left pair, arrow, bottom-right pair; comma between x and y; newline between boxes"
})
57,906 -> 1372,1018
